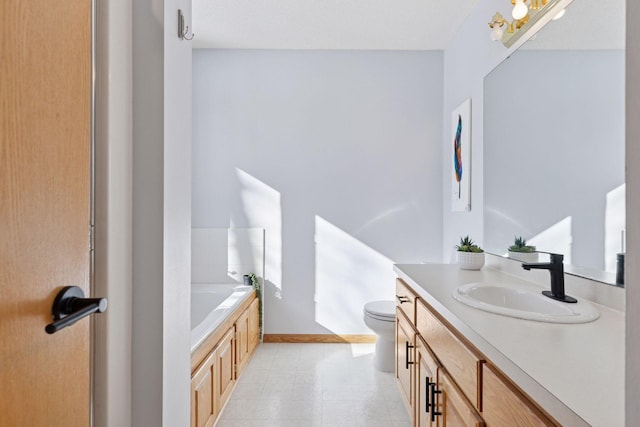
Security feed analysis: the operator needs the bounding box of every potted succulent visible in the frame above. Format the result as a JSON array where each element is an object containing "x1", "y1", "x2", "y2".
[
  {"x1": 455, "y1": 236, "x2": 485, "y2": 270},
  {"x1": 508, "y1": 236, "x2": 538, "y2": 263}
]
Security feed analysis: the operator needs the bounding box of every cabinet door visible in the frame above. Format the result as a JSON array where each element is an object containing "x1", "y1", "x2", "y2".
[
  {"x1": 437, "y1": 369, "x2": 484, "y2": 427},
  {"x1": 248, "y1": 297, "x2": 260, "y2": 354},
  {"x1": 482, "y1": 364, "x2": 557, "y2": 426},
  {"x1": 395, "y1": 309, "x2": 415, "y2": 415},
  {"x1": 416, "y1": 337, "x2": 439, "y2": 427},
  {"x1": 217, "y1": 328, "x2": 236, "y2": 406},
  {"x1": 235, "y1": 307, "x2": 250, "y2": 377},
  {"x1": 191, "y1": 348, "x2": 219, "y2": 427}
]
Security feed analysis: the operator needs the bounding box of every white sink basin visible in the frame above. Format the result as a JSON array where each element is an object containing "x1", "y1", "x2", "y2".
[{"x1": 452, "y1": 283, "x2": 600, "y2": 324}]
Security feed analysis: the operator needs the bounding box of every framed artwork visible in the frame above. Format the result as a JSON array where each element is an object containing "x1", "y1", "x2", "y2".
[{"x1": 452, "y1": 98, "x2": 471, "y2": 212}]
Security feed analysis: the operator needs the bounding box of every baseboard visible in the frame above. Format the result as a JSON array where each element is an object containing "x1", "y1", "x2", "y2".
[{"x1": 263, "y1": 334, "x2": 377, "y2": 343}]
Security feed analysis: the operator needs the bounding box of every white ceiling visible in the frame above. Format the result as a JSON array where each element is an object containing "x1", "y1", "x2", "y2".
[{"x1": 192, "y1": 0, "x2": 481, "y2": 50}]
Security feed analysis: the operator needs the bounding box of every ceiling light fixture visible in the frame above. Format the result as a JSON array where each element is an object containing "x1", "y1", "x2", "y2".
[
  {"x1": 488, "y1": 0, "x2": 573, "y2": 47},
  {"x1": 512, "y1": 0, "x2": 529, "y2": 20}
]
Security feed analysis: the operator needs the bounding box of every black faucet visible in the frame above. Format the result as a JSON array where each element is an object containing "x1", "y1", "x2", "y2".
[{"x1": 521, "y1": 253, "x2": 577, "y2": 303}]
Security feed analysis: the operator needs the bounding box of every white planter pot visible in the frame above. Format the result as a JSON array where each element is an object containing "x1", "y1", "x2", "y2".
[
  {"x1": 508, "y1": 251, "x2": 538, "y2": 263},
  {"x1": 456, "y1": 251, "x2": 485, "y2": 270}
]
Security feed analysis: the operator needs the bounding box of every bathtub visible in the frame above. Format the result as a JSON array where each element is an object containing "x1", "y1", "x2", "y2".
[{"x1": 191, "y1": 284, "x2": 255, "y2": 351}]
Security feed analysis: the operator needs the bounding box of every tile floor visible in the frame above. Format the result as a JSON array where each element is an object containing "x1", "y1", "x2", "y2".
[{"x1": 216, "y1": 343, "x2": 412, "y2": 427}]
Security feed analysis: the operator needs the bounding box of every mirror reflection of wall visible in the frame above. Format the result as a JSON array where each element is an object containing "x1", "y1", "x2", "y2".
[{"x1": 483, "y1": 0, "x2": 625, "y2": 285}]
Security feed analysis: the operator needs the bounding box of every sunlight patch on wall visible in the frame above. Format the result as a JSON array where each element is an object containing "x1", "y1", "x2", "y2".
[
  {"x1": 605, "y1": 184, "x2": 626, "y2": 273},
  {"x1": 528, "y1": 217, "x2": 572, "y2": 265},
  {"x1": 236, "y1": 169, "x2": 282, "y2": 296},
  {"x1": 314, "y1": 216, "x2": 395, "y2": 335}
]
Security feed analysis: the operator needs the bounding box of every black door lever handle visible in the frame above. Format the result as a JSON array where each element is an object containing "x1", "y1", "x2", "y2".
[{"x1": 45, "y1": 286, "x2": 107, "y2": 334}]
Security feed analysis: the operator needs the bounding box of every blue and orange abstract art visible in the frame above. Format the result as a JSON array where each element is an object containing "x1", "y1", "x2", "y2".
[
  {"x1": 451, "y1": 98, "x2": 471, "y2": 212},
  {"x1": 454, "y1": 114, "x2": 463, "y2": 199}
]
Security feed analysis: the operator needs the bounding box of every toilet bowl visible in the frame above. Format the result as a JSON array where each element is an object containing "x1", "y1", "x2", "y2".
[{"x1": 363, "y1": 300, "x2": 396, "y2": 372}]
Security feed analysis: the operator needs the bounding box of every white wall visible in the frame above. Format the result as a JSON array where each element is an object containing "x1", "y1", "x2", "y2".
[
  {"x1": 192, "y1": 50, "x2": 443, "y2": 335},
  {"x1": 626, "y1": 0, "x2": 640, "y2": 423},
  {"x1": 132, "y1": 0, "x2": 192, "y2": 426},
  {"x1": 191, "y1": 228, "x2": 265, "y2": 284},
  {"x1": 441, "y1": 0, "x2": 518, "y2": 261},
  {"x1": 94, "y1": 0, "x2": 133, "y2": 426}
]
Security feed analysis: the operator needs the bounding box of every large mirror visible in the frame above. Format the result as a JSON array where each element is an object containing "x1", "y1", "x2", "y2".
[{"x1": 484, "y1": 0, "x2": 626, "y2": 285}]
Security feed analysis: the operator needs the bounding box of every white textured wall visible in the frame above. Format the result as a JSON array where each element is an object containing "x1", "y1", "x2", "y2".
[
  {"x1": 626, "y1": 0, "x2": 639, "y2": 423},
  {"x1": 132, "y1": 0, "x2": 192, "y2": 425},
  {"x1": 192, "y1": 50, "x2": 443, "y2": 335}
]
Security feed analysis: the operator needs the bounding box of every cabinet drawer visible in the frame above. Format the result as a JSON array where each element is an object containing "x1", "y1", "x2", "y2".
[
  {"x1": 482, "y1": 364, "x2": 557, "y2": 427},
  {"x1": 396, "y1": 279, "x2": 417, "y2": 325},
  {"x1": 417, "y1": 299, "x2": 484, "y2": 410}
]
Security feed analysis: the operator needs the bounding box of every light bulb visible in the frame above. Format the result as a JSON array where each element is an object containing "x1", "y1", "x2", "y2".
[
  {"x1": 490, "y1": 25, "x2": 504, "y2": 41},
  {"x1": 512, "y1": 0, "x2": 528, "y2": 20},
  {"x1": 552, "y1": 8, "x2": 566, "y2": 20}
]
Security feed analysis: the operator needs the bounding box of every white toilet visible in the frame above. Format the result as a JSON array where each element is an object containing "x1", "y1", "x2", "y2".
[{"x1": 363, "y1": 300, "x2": 396, "y2": 372}]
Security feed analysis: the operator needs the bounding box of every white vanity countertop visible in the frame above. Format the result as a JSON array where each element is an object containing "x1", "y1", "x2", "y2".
[{"x1": 394, "y1": 264, "x2": 625, "y2": 427}]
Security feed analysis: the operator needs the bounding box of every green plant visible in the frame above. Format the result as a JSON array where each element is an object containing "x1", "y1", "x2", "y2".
[
  {"x1": 455, "y1": 235, "x2": 484, "y2": 253},
  {"x1": 508, "y1": 236, "x2": 536, "y2": 253}
]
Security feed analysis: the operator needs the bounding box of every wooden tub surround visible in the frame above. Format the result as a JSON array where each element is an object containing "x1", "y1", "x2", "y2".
[{"x1": 190, "y1": 291, "x2": 260, "y2": 427}]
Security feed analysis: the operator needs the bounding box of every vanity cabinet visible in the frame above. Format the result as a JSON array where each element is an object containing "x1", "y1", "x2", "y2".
[
  {"x1": 395, "y1": 278, "x2": 558, "y2": 427},
  {"x1": 415, "y1": 335, "x2": 484, "y2": 427},
  {"x1": 191, "y1": 293, "x2": 260, "y2": 427}
]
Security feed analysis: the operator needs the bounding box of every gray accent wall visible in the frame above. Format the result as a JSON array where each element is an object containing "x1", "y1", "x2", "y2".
[{"x1": 192, "y1": 50, "x2": 443, "y2": 335}]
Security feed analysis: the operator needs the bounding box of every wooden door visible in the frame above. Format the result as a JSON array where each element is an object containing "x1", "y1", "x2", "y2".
[{"x1": 0, "y1": 0, "x2": 92, "y2": 426}]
